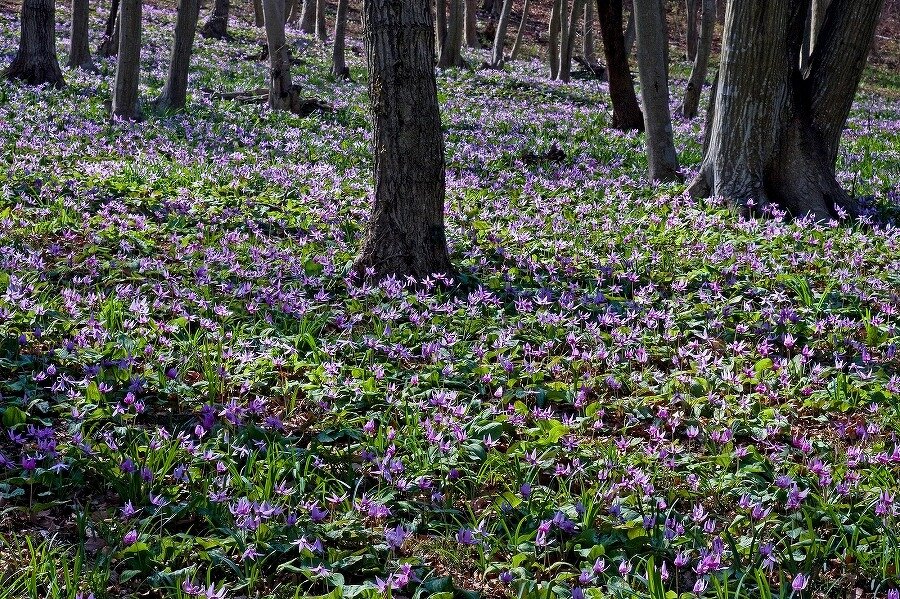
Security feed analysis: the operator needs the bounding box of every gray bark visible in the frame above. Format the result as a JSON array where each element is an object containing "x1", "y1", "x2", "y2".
[
  {"x1": 98, "y1": 0, "x2": 120, "y2": 57},
  {"x1": 157, "y1": 0, "x2": 201, "y2": 111},
  {"x1": 299, "y1": 0, "x2": 317, "y2": 31},
  {"x1": 623, "y1": 5, "x2": 635, "y2": 55},
  {"x1": 559, "y1": 0, "x2": 585, "y2": 82},
  {"x1": 315, "y1": 0, "x2": 327, "y2": 40},
  {"x1": 331, "y1": 0, "x2": 350, "y2": 78},
  {"x1": 200, "y1": 0, "x2": 229, "y2": 38},
  {"x1": 582, "y1": 0, "x2": 595, "y2": 62},
  {"x1": 556, "y1": 0, "x2": 569, "y2": 79},
  {"x1": 5, "y1": 0, "x2": 65, "y2": 87},
  {"x1": 489, "y1": 0, "x2": 513, "y2": 67},
  {"x1": 509, "y1": 0, "x2": 530, "y2": 60},
  {"x1": 680, "y1": 0, "x2": 713, "y2": 118},
  {"x1": 262, "y1": 0, "x2": 293, "y2": 109},
  {"x1": 633, "y1": 0, "x2": 680, "y2": 181},
  {"x1": 465, "y1": 0, "x2": 479, "y2": 47},
  {"x1": 436, "y1": 0, "x2": 448, "y2": 51},
  {"x1": 254, "y1": 0, "x2": 264, "y2": 26},
  {"x1": 357, "y1": 0, "x2": 452, "y2": 280},
  {"x1": 67, "y1": 0, "x2": 94, "y2": 70},
  {"x1": 685, "y1": 0, "x2": 698, "y2": 60},
  {"x1": 801, "y1": 0, "x2": 831, "y2": 73},
  {"x1": 548, "y1": 0, "x2": 560, "y2": 78},
  {"x1": 438, "y1": 0, "x2": 465, "y2": 67},
  {"x1": 111, "y1": 0, "x2": 141, "y2": 120},
  {"x1": 689, "y1": 0, "x2": 883, "y2": 219},
  {"x1": 596, "y1": 0, "x2": 643, "y2": 130}
]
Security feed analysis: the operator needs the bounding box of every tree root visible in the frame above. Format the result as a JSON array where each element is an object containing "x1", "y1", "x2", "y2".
[
  {"x1": 573, "y1": 55, "x2": 607, "y2": 81},
  {"x1": 206, "y1": 85, "x2": 331, "y2": 116}
]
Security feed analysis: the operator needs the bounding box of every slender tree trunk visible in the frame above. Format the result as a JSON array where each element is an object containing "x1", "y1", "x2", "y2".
[
  {"x1": 464, "y1": 0, "x2": 479, "y2": 47},
  {"x1": 111, "y1": 0, "x2": 141, "y2": 119},
  {"x1": 680, "y1": 0, "x2": 713, "y2": 118},
  {"x1": 623, "y1": 5, "x2": 635, "y2": 55},
  {"x1": 801, "y1": 0, "x2": 831, "y2": 73},
  {"x1": 509, "y1": 0, "x2": 530, "y2": 60},
  {"x1": 582, "y1": 0, "x2": 595, "y2": 62},
  {"x1": 98, "y1": 0, "x2": 120, "y2": 57},
  {"x1": 254, "y1": 0, "x2": 265, "y2": 26},
  {"x1": 200, "y1": 0, "x2": 229, "y2": 38},
  {"x1": 685, "y1": 0, "x2": 698, "y2": 61},
  {"x1": 596, "y1": 0, "x2": 643, "y2": 131},
  {"x1": 489, "y1": 0, "x2": 513, "y2": 67},
  {"x1": 5, "y1": 0, "x2": 65, "y2": 87},
  {"x1": 296, "y1": 0, "x2": 316, "y2": 30},
  {"x1": 548, "y1": 0, "x2": 561, "y2": 79},
  {"x1": 315, "y1": 0, "x2": 327, "y2": 40},
  {"x1": 156, "y1": 0, "x2": 201, "y2": 111},
  {"x1": 559, "y1": 0, "x2": 584, "y2": 82},
  {"x1": 331, "y1": 0, "x2": 350, "y2": 78},
  {"x1": 438, "y1": 0, "x2": 466, "y2": 68},
  {"x1": 436, "y1": 0, "x2": 448, "y2": 52},
  {"x1": 556, "y1": 0, "x2": 569, "y2": 79},
  {"x1": 357, "y1": 0, "x2": 452, "y2": 280},
  {"x1": 689, "y1": 0, "x2": 883, "y2": 219},
  {"x1": 262, "y1": 0, "x2": 293, "y2": 109},
  {"x1": 633, "y1": 0, "x2": 680, "y2": 181},
  {"x1": 67, "y1": 0, "x2": 94, "y2": 70}
]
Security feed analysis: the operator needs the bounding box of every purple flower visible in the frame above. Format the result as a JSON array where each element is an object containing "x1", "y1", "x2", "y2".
[
  {"x1": 123, "y1": 529, "x2": 138, "y2": 546},
  {"x1": 792, "y1": 573, "x2": 808, "y2": 591},
  {"x1": 385, "y1": 524, "x2": 409, "y2": 551},
  {"x1": 456, "y1": 527, "x2": 477, "y2": 545}
]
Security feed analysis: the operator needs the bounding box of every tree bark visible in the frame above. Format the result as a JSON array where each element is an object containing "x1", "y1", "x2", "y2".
[
  {"x1": 633, "y1": 0, "x2": 680, "y2": 181},
  {"x1": 559, "y1": 0, "x2": 584, "y2": 82},
  {"x1": 596, "y1": 0, "x2": 643, "y2": 131},
  {"x1": 680, "y1": 0, "x2": 713, "y2": 118},
  {"x1": 548, "y1": 0, "x2": 561, "y2": 79},
  {"x1": 262, "y1": 0, "x2": 294, "y2": 109},
  {"x1": 685, "y1": 0, "x2": 698, "y2": 61},
  {"x1": 801, "y1": 0, "x2": 831, "y2": 73},
  {"x1": 582, "y1": 0, "x2": 595, "y2": 63},
  {"x1": 331, "y1": 0, "x2": 350, "y2": 78},
  {"x1": 67, "y1": 0, "x2": 94, "y2": 70},
  {"x1": 357, "y1": 0, "x2": 453, "y2": 281},
  {"x1": 623, "y1": 5, "x2": 635, "y2": 55},
  {"x1": 509, "y1": 0, "x2": 530, "y2": 60},
  {"x1": 254, "y1": 0, "x2": 265, "y2": 26},
  {"x1": 436, "y1": 0, "x2": 448, "y2": 52},
  {"x1": 156, "y1": 0, "x2": 201, "y2": 111},
  {"x1": 464, "y1": 0, "x2": 479, "y2": 47},
  {"x1": 438, "y1": 0, "x2": 466, "y2": 67},
  {"x1": 489, "y1": 0, "x2": 513, "y2": 67},
  {"x1": 688, "y1": 0, "x2": 883, "y2": 219},
  {"x1": 98, "y1": 0, "x2": 120, "y2": 57},
  {"x1": 556, "y1": 0, "x2": 570, "y2": 79},
  {"x1": 5, "y1": 0, "x2": 65, "y2": 87},
  {"x1": 315, "y1": 0, "x2": 328, "y2": 40},
  {"x1": 200, "y1": 0, "x2": 229, "y2": 38},
  {"x1": 111, "y1": 0, "x2": 141, "y2": 120}
]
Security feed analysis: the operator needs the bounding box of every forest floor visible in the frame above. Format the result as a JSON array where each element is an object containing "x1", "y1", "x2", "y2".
[{"x1": 1, "y1": 4, "x2": 900, "y2": 599}]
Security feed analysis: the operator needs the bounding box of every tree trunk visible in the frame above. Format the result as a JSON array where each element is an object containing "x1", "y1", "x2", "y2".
[
  {"x1": 596, "y1": 0, "x2": 643, "y2": 131},
  {"x1": 331, "y1": 0, "x2": 350, "y2": 78},
  {"x1": 436, "y1": 0, "x2": 448, "y2": 52},
  {"x1": 685, "y1": 0, "x2": 698, "y2": 61},
  {"x1": 5, "y1": 0, "x2": 65, "y2": 87},
  {"x1": 559, "y1": 0, "x2": 584, "y2": 82},
  {"x1": 509, "y1": 0, "x2": 530, "y2": 60},
  {"x1": 67, "y1": 0, "x2": 94, "y2": 70},
  {"x1": 582, "y1": 0, "x2": 595, "y2": 62},
  {"x1": 464, "y1": 0, "x2": 479, "y2": 47},
  {"x1": 489, "y1": 0, "x2": 513, "y2": 67},
  {"x1": 98, "y1": 0, "x2": 120, "y2": 57},
  {"x1": 438, "y1": 0, "x2": 465, "y2": 68},
  {"x1": 315, "y1": 0, "x2": 327, "y2": 40},
  {"x1": 262, "y1": 0, "x2": 293, "y2": 109},
  {"x1": 254, "y1": 0, "x2": 265, "y2": 26},
  {"x1": 200, "y1": 0, "x2": 229, "y2": 38},
  {"x1": 633, "y1": 0, "x2": 680, "y2": 181},
  {"x1": 548, "y1": 0, "x2": 561, "y2": 79},
  {"x1": 156, "y1": 0, "x2": 201, "y2": 111},
  {"x1": 689, "y1": 0, "x2": 883, "y2": 219},
  {"x1": 556, "y1": 0, "x2": 569, "y2": 79},
  {"x1": 357, "y1": 0, "x2": 453, "y2": 281},
  {"x1": 296, "y1": 0, "x2": 316, "y2": 30},
  {"x1": 111, "y1": 0, "x2": 141, "y2": 120},
  {"x1": 623, "y1": 5, "x2": 635, "y2": 55},
  {"x1": 801, "y1": 0, "x2": 831, "y2": 73},
  {"x1": 680, "y1": 0, "x2": 712, "y2": 118}
]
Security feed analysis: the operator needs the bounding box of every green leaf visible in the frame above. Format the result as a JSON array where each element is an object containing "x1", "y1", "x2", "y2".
[{"x1": 2, "y1": 406, "x2": 27, "y2": 427}]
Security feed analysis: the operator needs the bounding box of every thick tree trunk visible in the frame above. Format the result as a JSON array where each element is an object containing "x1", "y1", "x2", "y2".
[
  {"x1": 548, "y1": 0, "x2": 561, "y2": 79},
  {"x1": 315, "y1": 0, "x2": 327, "y2": 40},
  {"x1": 200, "y1": 0, "x2": 229, "y2": 38},
  {"x1": 254, "y1": 0, "x2": 264, "y2": 26},
  {"x1": 633, "y1": 0, "x2": 680, "y2": 181},
  {"x1": 623, "y1": 5, "x2": 635, "y2": 55},
  {"x1": 111, "y1": 0, "x2": 141, "y2": 120},
  {"x1": 98, "y1": 0, "x2": 120, "y2": 57},
  {"x1": 438, "y1": 0, "x2": 466, "y2": 68},
  {"x1": 489, "y1": 0, "x2": 513, "y2": 67},
  {"x1": 436, "y1": 0, "x2": 448, "y2": 52},
  {"x1": 5, "y1": 0, "x2": 65, "y2": 87},
  {"x1": 156, "y1": 0, "x2": 201, "y2": 111},
  {"x1": 357, "y1": 0, "x2": 453, "y2": 281},
  {"x1": 331, "y1": 0, "x2": 350, "y2": 78},
  {"x1": 67, "y1": 0, "x2": 94, "y2": 70},
  {"x1": 509, "y1": 0, "x2": 530, "y2": 60},
  {"x1": 262, "y1": 0, "x2": 293, "y2": 109},
  {"x1": 582, "y1": 0, "x2": 595, "y2": 62},
  {"x1": 596, "y1": 0, "x2": 643, "y2": 131},
  {"x1": 464, "y1": 0, "x2": 479, "y2": 47},
  {"x1": 689, "y1": 0, "x2": 883, "y2": 219},
  {"x1": 680, "y1": 0, "x2": 713, "y2": 118},
  {"x1": 685, "y1": 0, "x2": 698, "y2": 61},
  {"x1": 559, "y1": 0, "x2": 584, "y2": 82}
]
